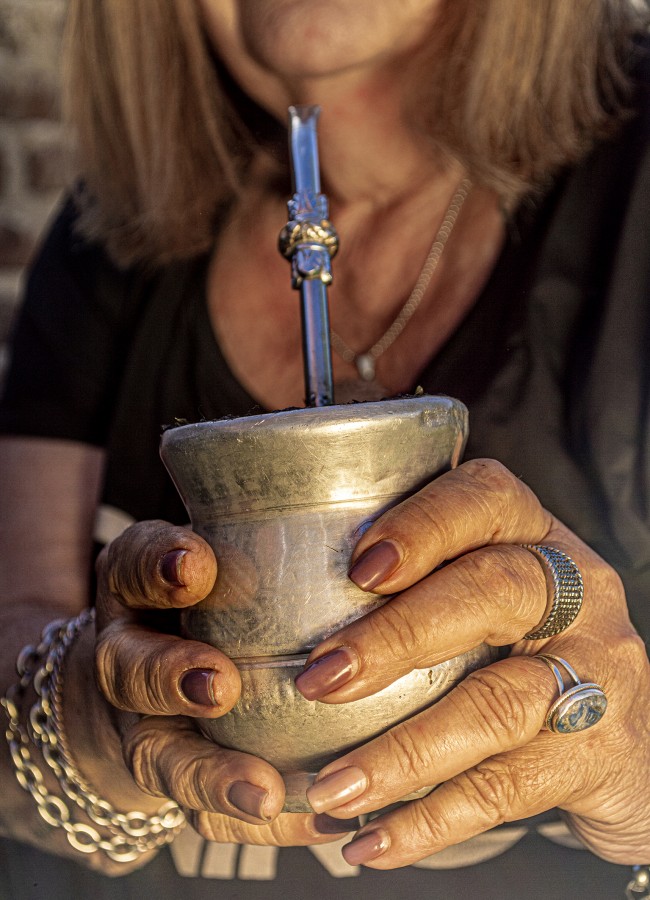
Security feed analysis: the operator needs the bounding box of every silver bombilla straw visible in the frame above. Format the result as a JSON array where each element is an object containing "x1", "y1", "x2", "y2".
[{"x1": 279, "y1": 106, "x2": 338, "y2": 406}]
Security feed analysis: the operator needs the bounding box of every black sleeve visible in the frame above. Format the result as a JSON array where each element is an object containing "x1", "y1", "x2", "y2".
[{"x1": 0, "y1": 197, "x2": 142, "y2": 446}]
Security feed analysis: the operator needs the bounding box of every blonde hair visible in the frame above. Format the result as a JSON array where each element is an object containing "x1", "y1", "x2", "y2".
[{"x1": 63, "y1": 0, "x2": 647, "y2": 267}]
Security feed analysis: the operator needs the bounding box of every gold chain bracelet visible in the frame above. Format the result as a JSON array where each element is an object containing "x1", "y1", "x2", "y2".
[{"x1": 2, "y1": 610, "x2": 185, "y2": 863}]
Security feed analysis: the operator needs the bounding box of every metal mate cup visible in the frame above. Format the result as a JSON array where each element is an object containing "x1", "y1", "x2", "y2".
[
  {"x1": 160, "y1": 108, "x2": 497, "y2": 811},
  {"x1": 161, "y1": 399, "x2": 498, "y2": 811}
]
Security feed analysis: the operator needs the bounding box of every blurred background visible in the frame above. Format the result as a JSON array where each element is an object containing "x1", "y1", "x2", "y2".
[{"x1": 0, "y1": 0, "x2": 68, "y2": 383}]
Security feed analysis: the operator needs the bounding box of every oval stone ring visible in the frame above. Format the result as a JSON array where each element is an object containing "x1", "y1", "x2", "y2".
[{"x1": 536, "y1": 654, "x2": 608, "y2": 734}]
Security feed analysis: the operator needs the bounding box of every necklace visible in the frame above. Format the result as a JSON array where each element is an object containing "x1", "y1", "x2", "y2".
[{"x1": 331, "y1": 177, "x2": 472, "y2": 394}]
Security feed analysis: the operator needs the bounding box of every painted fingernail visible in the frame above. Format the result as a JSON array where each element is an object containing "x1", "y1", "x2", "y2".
[
  {"x1": 228, "y1": 781, "x2": 271, "y2": 821},
  {"x1": 160, "y1": 549, "x2": 188, "y2": 586},
  {"x1": 180, "y1": 668, "x2": 219, "y2": 706},
  {"x1": 313, "y1": 814, "x2": 361, "y2": 835},
  {"x1": 295, "y1": 648, "x2": 358, "y2": 700},
  {"x1": 307, "y1": 766, "x2": 367, "y2": 813},
  {"x1": 342, "y1": 829, "x2": 390, "y2": 866},
  {"x1": 348, "y1": 540, "x2": 402, "y2": 591}
]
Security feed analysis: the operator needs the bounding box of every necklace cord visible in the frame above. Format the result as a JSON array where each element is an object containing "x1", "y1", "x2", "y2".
[{"x1": 330, "y1": 177, "x2": 472, "y2": 381}]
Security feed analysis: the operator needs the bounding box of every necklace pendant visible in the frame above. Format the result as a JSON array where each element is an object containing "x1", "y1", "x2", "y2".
[{"x1": 355, "y1": 353, "x2": 376, "y2": 382}]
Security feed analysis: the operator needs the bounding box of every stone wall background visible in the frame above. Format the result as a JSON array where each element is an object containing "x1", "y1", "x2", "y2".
[{"x1": 0, "y1": 0, "x2": 68, "y2": 380}]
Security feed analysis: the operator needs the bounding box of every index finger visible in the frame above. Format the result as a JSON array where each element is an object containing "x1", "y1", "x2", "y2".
[
  {"x1": 97, "y1": 519, "x2": 217, "y2": 613},
  {"x1": 348, "y1": 459, "x2": 553, "y2": 594}
]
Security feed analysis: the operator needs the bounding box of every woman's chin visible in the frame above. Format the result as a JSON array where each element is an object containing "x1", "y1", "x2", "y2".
[
  {"x1": 236, "y1": 0, "x2": 435, "y2": 83},
  {"x1": 242, "y1": 24, "x2": 379, "y2": 82}
]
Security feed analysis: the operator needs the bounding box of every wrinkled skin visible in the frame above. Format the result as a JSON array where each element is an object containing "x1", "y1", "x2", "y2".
[{"x1": 95, "y1": 458, "x2": 650, "y2": 866}]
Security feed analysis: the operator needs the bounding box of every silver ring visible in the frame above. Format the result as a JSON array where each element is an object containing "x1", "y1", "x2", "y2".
[
  {"x1": 537, "y1": 654, "x2": 608, "y2": 734},
  {"x1": 522, "y1": 545, "x2": 584, "y2": 640}
]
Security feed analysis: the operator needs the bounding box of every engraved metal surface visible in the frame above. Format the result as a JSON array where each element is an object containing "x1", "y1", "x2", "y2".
[
  {"x1": 201, "y1": 644, "x2": 495, "y2": 812},
  {"x1": 162, "y1": 398, "x2": 468, "y2": 656},
  {"x1": 160, "y1": 396, "x2": 495, "y2": 809}
]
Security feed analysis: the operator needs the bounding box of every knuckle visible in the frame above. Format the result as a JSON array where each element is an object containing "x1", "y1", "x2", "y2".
[
  {"x1": 100, "y1": 520, "x2": 214, "y2": 609},
  {"x1": 95, "y1": 627, "x2": 141, "y2": 711},
  {"x1": 105, "y1": 520, "x2": 182, "y2": 606},
  {"x1": 122, "y1": 722, "x2": 167, "y2": 797},
  {"x1": 94, "y1": 631, "x2": 120, "y2": 704},
  {"x1": 608, "y1": 631, "x2": 650, "y2": 708},
  {"x1": 460, "y1": 763, "x2": 518, "y2": 824},
  {"x1": 459, "y1": 547, "x2": 542, "y2": 635},
  {"x1": 368, "y1": 488, "x2": 448, "y2": 556},
  {"x1": 135, "y1": 719, "x2": 221, "y2": 813},
  {"x1": 399, "y1": 492, "x2": 451, "y2": 545},
  {"x1": 475, "y1": 467, "x2": 519, "y2": 531},
  {"x1": 460, "y1": 548, "x2": 529, "y2": 601},
  {"x1": 590, "y1": 556, "x2": 624, "y2": 602},
  {"x1": 166, "y1": 754, "x2": 217, "y2": 812},
  {"x1": 419, "y1": 459, "x2": 515, "y2": 548},
  {"x1": 106, "y1": 533, "x2": 156, "y2": 606},
  {"x1": 407, "y1": 796, "x2": 452, "y2": 849},
  {"x1": 142, "y1": 643, "x2": 177, "y2": 712},
  {"x1": 481, "y1": 550, "x2": 531, "y2": 599},
  {"x1": 384, "y1": 722, "x2": 434, "y2": 782},
  {"x1": 95, "y1": 626, "x2": 181, "y2": 714},
  {"x1": 458, "y1": 668, "x2": 530, "y2": 745},
  {"x1": 461, "y1": 458, "x2": 516, "y2": 499},
  {"x1": 128, "y1": 719, "x2": 227, "y2": 813},
  {"x1": 621, "y1": 631, "x2": 650, "y2": 672},
  {"x1": 459, "y1": 459, "x2": 545, "y2": 539},
  {"x1": 371, "y1": 603, "x2": 425, "y2": 668},
  {"x1": 418, "y1": 800, "x2": 449, "y2": 845}
]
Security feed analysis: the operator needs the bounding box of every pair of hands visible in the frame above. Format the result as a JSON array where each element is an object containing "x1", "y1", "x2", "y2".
[{"x1": 94, "y1": 459, "x2": 650, "y2": 868}]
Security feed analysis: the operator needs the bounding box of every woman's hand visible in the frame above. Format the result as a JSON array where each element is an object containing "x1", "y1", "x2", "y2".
[
  {"x1": 294, "y1": 459, "x2": 650, "y2": 868},
  {"x1": 92, "y1": 520, "x2": 356, "y2": 847}
]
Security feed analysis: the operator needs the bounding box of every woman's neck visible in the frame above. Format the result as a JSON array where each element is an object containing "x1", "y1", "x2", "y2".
[
  {"x1": 207, "y1": 12, "x2": 448, "y2": 209},
  {"x1": 286, "y1": 70, "x2": 439, "y2": 204}
]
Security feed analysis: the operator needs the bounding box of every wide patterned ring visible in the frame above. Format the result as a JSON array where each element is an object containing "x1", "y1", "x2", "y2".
[{"x1": 522, "y1": 545, "x2": 584, "y2": 640}]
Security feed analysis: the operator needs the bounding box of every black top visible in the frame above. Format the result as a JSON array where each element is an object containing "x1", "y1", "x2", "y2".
[
  {"x1": 3, "y1": 97, "x2": 650, "y2": 637},
  {"x1": 1, "y1": 61, "x2": 650, "y2": 900}
]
